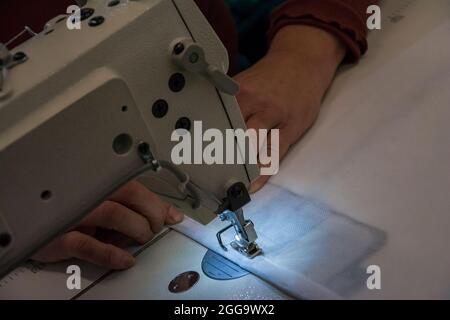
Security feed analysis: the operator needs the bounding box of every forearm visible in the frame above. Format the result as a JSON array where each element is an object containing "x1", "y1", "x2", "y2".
[
  {"x1": 269, "y1": 0, "x2": 379, "y2": 62},
  {"x1": 272, "y1": 25, "x2": 345, "y2": 83},
  {"x1": 267, "y1": 25, "x2": 346, "y2": 105}
]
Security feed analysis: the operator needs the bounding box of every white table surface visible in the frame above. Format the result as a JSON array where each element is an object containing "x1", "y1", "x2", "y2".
[{"x1": 268, "y1": 0, "x2": 450, "y2": 299}]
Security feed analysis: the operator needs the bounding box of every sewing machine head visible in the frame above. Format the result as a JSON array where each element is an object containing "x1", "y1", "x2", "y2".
[{"x1": 0, "y1": 0, "x2": 261, "y2": 277}]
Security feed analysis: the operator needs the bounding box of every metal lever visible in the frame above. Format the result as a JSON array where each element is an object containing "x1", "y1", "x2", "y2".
[
  {"x1": 0, "y1": 44, "x2": 11, "y2": 99},
  {"x1": 171, "y1": 38, "x2": 239, "y2": 95},
  {"x1": 0, "y1": 44, "x2": 9, "y2": 93},
  {"x1": 139, "y1": 139, "x2": 261, "y2": 258}
]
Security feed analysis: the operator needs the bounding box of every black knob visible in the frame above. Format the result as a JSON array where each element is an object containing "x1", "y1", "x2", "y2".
[
  {"x1": 175, "y1": 117, "x2": 191, "y2": 131},
  {"x1": 169, "y1": 73, "x2": 186, "y2": 92},
  {"x1": 152, "y1": 99, "x2": 169, "y2": 118}
]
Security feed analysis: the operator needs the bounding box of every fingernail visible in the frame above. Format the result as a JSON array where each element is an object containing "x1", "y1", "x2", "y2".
[
  {"x1": 168, "y1": 207, "x2": 184, "y2": 224},
  {"x1": 118, "y1": 254, "x2": 135, "y2": 269},
  {"x1": 249, "y1": 182, "x2": 262, "y2": 194},
  {"x1": 249, "y1": 176, "x2": 270, "y2": 194}
]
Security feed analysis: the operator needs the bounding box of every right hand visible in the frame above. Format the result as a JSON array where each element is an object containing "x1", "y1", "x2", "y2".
[
  {"x1": 33, "y1": 181, "x2": 184, "y2": 270},
  {"x1": 235, "y1": 25, "x2": 346, "y2": 192}
]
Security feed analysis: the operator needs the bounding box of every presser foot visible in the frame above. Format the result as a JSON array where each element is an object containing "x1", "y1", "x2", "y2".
[
  {"x1": 230, "y1": 240, "x2": 262, "y2": 259},
  {"x1": 216, "y1": 209, "x2": 262, "y2": 259}
]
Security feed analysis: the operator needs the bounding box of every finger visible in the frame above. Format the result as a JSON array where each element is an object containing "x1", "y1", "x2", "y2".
[
  {"x1": 235, "y1": 84, "x2": 257, "y2": 120},
  {"x1": 81, "y1": 201, "x2": 153, "y2": 244},
  {"x1": 70, "y1": 226, "x2": 96, "y2": 236},
  {"x1": 110, "y1": 181, "x2": 184, "y2": 233},
  {"x1": 34, "y1": 231, "x2": 135, "y2": 270},
  {"x1": 245, "y1": 112, "x2": 283, "y2": 160},
  {"x1": 64, "y1": 232, "x2": 135, "y2": 270},
  {"x1": 263, "y1": 127, "x2": 292, "y2": 165},
  {"x1": 249, "y1": 129, "x2": 292, "y2": 193},
  {"x1": 249, "y1": 175, "x2": 271, "y2": 194},
  {"x1": 246, "y1": 111, "x2": 281, "y2": 133}
]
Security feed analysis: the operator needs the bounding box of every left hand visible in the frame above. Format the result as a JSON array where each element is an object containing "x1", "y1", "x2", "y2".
[
  {"x1": 33, "y1": 181, "x2": 184, "y2": 270},
  {"x1": 235, "y1": 25, "x2": 346, "y2": 192}
]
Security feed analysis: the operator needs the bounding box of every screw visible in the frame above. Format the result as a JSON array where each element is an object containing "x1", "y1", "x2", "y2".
[
  {"x1": 152, "y1": 99, "x2": 169, "y2": 118},
  {"x1": 41, "y1": 190, "x2": 52, "y2": 201},
  {"x1": 138, "y1": 142, "x2": 154, "y2": 164},
  {"x1": 80, "y1": 8, "x2": 95, "y2": 21},
  {"x1": 169, "y1": 73, "x2": 186, "y2": 92},
  {"x1": 175, "y1": 117, "x2": 191, "y2": 131},
  {"x1": 189, "y1": 52, "x2": 199, "y2": 64},
  {"x1": 138, "y1": 142, "x2": 151, "y2": 156},
  {"x1": 13, "y1": 51, "x2": 27, "y2": 62},
  {"x1": 108, "y1": 0, "x2": 120, "y2": 7},
  {"x1": 173, "y1": 42, "x2": 185, "y2": 55},
  {"x1": 89, "y1": 16, "x2": 105, "y2": 27}
]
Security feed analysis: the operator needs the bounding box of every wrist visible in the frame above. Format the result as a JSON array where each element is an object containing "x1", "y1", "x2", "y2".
[
  {"x1": 270, "y1": 25, "x2": 346, "y2": 67},
  {"x1": 267, "y1": 25, "x2": 346, "y2": 101}
]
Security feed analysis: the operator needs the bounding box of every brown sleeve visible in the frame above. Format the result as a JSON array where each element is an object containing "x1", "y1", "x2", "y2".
[{"x1": 269, "y1": 0, "x2": 379, "y2": 62}]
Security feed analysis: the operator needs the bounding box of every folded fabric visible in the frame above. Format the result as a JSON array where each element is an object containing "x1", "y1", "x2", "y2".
[{"x1": 173, "y1": 183, "x2": 384, "y2": 299}]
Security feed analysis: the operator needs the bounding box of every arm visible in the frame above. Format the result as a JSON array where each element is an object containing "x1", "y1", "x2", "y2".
[{"x1": 236, "y1": 0, "x2": 378, "y2": 191}]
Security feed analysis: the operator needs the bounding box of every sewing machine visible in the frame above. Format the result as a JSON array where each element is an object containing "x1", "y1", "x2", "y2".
[{"x1": 0, "y1": 0, "x2": 262, "y2": 279}]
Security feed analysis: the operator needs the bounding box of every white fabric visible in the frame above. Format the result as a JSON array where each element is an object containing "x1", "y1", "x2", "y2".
[{"x1": 173, "y1": 184, "x2": 383, "y2": 299}]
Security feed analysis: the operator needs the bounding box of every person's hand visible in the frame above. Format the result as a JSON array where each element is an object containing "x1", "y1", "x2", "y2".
[
  {"x1": 235, "y1": 25, "x2": 346, "y2": 192},
  {"x1": 33, "y1": 181, "x2": 184, "y2": 270}
]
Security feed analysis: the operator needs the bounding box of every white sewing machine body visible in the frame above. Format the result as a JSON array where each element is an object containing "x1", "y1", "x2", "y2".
[{"x1": 0, "y1": 0, "x2": 259, "y2": 277}]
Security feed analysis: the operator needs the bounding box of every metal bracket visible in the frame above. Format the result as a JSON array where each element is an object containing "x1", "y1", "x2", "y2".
[
  {"x1": 0, "y1": 43, "x2": 28, "y2": 99},
  {"x1": 137, "y1": 143, "x2": 261, "y2": 258}
]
